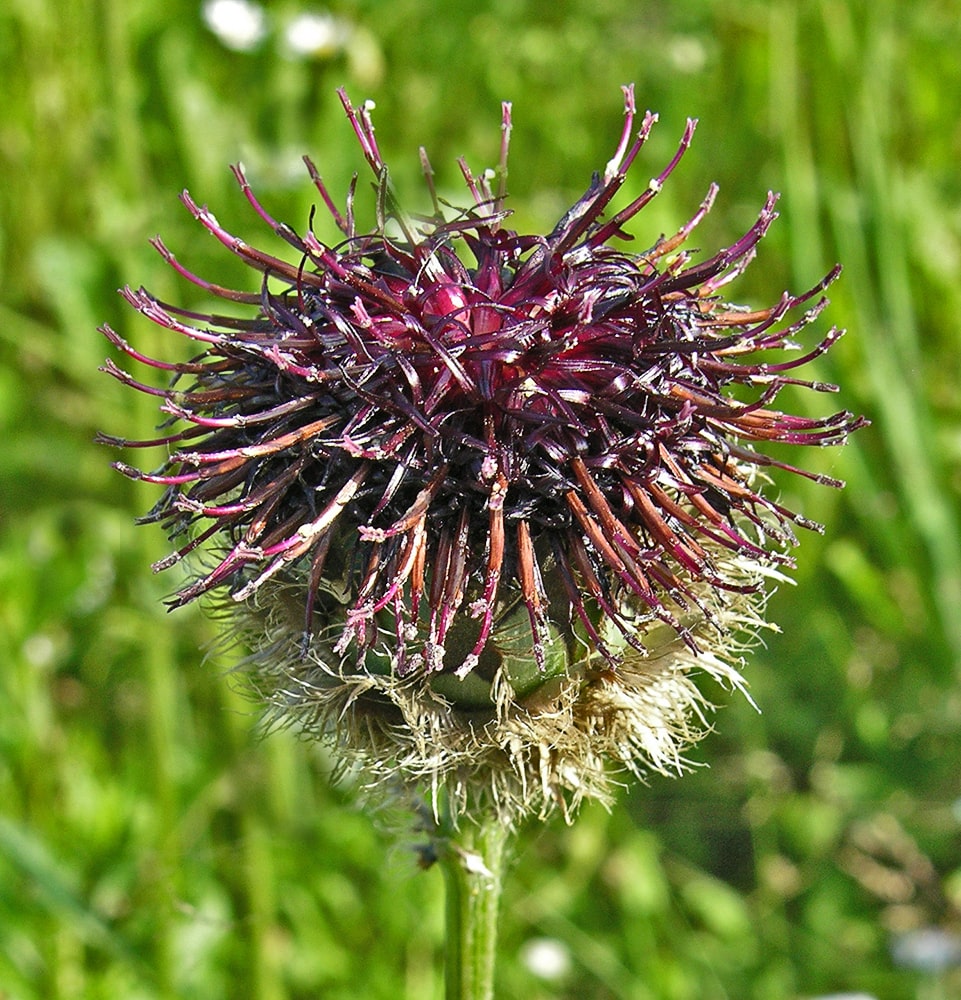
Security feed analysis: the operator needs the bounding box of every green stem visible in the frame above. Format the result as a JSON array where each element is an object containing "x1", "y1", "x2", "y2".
[{"x1": 439, "y1": 816, "x2": 511, "y2": 1000}]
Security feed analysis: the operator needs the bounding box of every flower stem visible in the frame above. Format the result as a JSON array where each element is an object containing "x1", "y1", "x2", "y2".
[{"x1": 439, "y1": 816, "x2": 510, "y2": 1000}]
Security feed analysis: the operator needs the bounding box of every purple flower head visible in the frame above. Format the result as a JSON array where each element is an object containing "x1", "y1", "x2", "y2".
[{"x1": 101, "y1": 87, "x2": 864, "y2": 818}]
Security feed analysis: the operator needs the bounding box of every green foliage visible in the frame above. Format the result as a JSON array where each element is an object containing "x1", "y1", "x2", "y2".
[{"x1": 2, "y1": 0, "x2": 960, "y2": 996}]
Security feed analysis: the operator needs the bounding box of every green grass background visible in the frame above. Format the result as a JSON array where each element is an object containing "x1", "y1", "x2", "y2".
[{"x1": 2, "y1": 0, "x2": 961, "y2": 997}]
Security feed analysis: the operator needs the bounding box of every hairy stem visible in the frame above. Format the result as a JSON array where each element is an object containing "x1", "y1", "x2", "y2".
[{"x1": 439, "y1": 816, "x2": 511, "y2": 1000}]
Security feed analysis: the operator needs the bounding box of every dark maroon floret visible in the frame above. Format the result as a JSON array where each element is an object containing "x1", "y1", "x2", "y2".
[{"x1": 100, "y1": 86, "x2": 866, "y2": 679}]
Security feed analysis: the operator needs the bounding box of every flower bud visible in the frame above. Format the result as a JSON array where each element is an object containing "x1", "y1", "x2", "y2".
[{"x1": 101, "y1": 87, "x2": 864, "y2": 824}]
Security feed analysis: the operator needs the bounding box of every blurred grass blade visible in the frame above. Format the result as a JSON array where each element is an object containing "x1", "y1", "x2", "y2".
[{"x1": 0, "y1": 816, "x2": 136, "y2": 964}]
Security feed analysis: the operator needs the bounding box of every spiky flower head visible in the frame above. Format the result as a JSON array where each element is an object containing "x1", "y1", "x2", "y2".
[{"x1": 100, "y1": 87, "x2": 864, "y2": 823}]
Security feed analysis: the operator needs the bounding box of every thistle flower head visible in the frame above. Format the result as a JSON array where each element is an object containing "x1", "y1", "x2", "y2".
[{"x1": 100, "y1": 87, "x2": 864, "y2": 823}]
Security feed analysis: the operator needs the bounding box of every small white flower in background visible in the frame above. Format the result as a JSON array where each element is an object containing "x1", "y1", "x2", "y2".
[
  {"x1": 891, "y1": 927, "x2": 961, "y2": 973},
  {"x1": 520, "y1": 937, "x2": 571, "y2": 982},
  {"x1": 667, "y1": 35, "x2": 708, "y2": 74},
  {"x1": 202, "y1": 0, "x2": 269, "y2": 52},
  {"x1": 811, "y1": 994, "x2": 878, "y2": 1000},
  {"x1": 283, "y1": 10, "x2": 352, "y2": 59}
]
